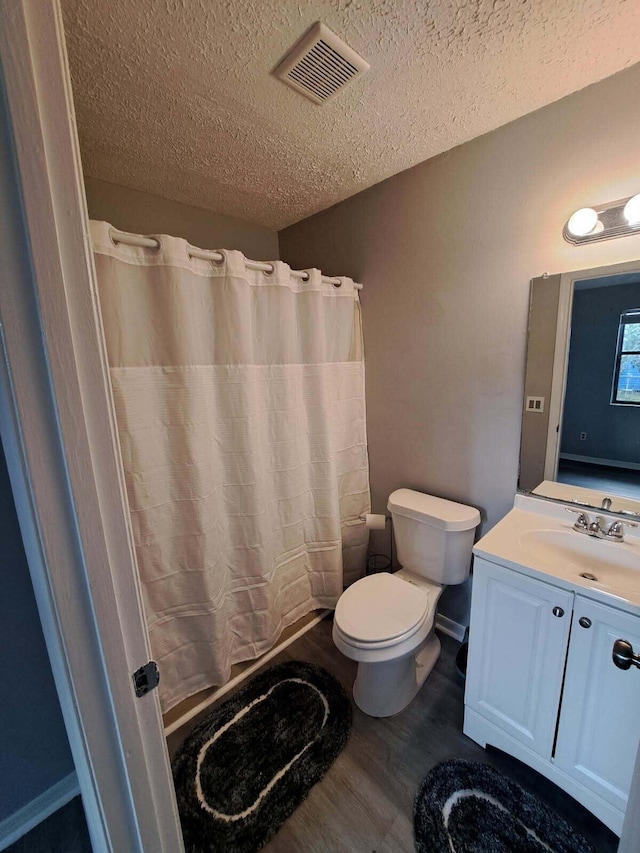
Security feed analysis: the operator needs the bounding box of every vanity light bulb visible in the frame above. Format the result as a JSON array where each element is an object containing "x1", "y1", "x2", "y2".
[
  {"x1": 567, "y1": 207, "x2": 599, "y2": 237},
  {"x1": 623, "y1": 194, "x2": 640, "y2": 226}
]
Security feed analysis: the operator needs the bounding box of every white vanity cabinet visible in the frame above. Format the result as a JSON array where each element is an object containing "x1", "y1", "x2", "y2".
[
  {"x1": 464, "y1": 556, "x2": 640, "y2": 835},
  {"x1": 554, "y1": 596, "x2": 640, "y2": 816},
  {"x1": 465, "y1": 559, "x2": 573, "y2": 759}
]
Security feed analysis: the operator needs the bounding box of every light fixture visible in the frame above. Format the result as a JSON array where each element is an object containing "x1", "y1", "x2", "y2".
[
  {"x1": 566, "y1": 207, "x2": 598, "y2": 237},
  {"x1": 563, "y1": 193, "x2": 640, "y2": 245},
  {"x1": 623, "y1": 194, "x2": 640, "y2": 226}
]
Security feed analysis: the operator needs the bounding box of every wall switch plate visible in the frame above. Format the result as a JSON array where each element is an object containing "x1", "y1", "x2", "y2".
[{"x1": 525, "y1": 396, "x2": 545, "y2": 413}]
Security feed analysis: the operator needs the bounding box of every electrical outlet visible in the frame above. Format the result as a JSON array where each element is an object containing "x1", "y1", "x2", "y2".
[
  {"x1": 525, "y1": 396, "x2": 545, "y2": 413},
  {"x1": 580, "y1": 432, "x2": 587, "y2": 440}
]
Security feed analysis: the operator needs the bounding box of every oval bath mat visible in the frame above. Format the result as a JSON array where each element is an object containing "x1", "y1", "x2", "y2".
[
  {"x1": 172, "y1": 660, "x2": 351, "y2": 852},
  {"x1": 414, "y1": 759, "x2": 594, "y2": 853}
]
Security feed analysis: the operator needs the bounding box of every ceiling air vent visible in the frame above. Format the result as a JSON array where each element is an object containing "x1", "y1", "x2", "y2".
[{"x1": 274, "y1": 22, "x2": 369, "y2": 105}]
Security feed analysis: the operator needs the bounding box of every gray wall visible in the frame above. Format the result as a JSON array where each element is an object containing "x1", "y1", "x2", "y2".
[
  {"x1": 85, "y1": 177, "x2": 279, "y2": 260},
  {"x1": 279, "y1": 62, "x2": 640, "y2": 626},
  {"x1": 0, "y1": 440, "x2": 75, "y2": 821},
  {"x1": 561, "y1": 282, "x2": 640, "y2": 464}
]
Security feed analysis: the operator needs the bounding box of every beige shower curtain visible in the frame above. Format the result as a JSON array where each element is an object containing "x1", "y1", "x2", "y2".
[{"x1": 91, "y1": 221, "x2": 370, "y2": 712}]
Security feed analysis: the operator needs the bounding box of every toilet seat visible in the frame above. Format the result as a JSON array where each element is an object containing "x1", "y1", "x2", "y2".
[
  {"x1": 334, "y1": 572, "x2": 429, "y2": 648},
  {"x1": 333, "y1": 614, "x2": 428, "y2": 651}
]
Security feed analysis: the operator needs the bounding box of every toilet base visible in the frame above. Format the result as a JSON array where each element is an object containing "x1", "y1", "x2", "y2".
[{"x1": 352, "y1": 631, "x2": 441, "y2": 717}]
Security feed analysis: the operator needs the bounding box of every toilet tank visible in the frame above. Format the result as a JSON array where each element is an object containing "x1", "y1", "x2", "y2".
[{"x1": 387, "y1": 489, "x2": 480, "y2": 585}]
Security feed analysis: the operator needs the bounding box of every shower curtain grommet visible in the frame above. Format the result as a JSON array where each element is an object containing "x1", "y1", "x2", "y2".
[{"x1": 188, "y1": 247, "x2": 226, "y2": 265}]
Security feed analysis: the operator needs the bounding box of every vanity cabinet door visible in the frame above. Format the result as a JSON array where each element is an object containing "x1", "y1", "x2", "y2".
[
  {"x1": 554, "y1": 597, "x2": 640, "y2": 813},
  {"x1": 466, "y1": 558, "x2": 573, "y2": 759}
]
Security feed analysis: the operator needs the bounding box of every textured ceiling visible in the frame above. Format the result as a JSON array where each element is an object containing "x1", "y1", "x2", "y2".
[{"x1": 62, "y1": 0, "x2": 640, "y2": 230}]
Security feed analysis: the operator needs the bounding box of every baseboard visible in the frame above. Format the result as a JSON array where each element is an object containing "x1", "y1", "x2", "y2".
[
  {"x1": 435, "y1": 614, "x2": 467, "y2": 643},
  {"x1": 560, "y1": 453, "x2": 640, "y2": 471},
  {"x1": 0, "y1": 772, "x2": 79, "y2": 851}
]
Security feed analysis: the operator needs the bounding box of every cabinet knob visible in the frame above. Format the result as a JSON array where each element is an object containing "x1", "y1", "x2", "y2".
[
  {"x1": 578, "y1": 617, "x2": 591, "y2": 629},
  {"x1": 552, "y1": 606, "x2": 564, "y2": 618},
  {"x1": 612, "y1": 639, "x2": 640, "y2": 671}
]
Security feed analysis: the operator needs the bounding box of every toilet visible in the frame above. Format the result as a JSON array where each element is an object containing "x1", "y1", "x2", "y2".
[{"x1": 333, "y1": 488, "x2": 480, "y2": 717}]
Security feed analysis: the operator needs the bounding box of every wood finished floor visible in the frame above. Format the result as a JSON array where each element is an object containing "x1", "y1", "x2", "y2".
[
  {"x1": 558, "y1": 459, "x2": 640, "y2": 500},
  {"x1": 170, "y1": 616, "x2": 619, "y2": 853}
]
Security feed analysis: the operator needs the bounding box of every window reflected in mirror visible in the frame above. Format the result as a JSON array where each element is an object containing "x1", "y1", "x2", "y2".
[{"x1": 612, "y1": 308, "x2": 640, "y2": 405}]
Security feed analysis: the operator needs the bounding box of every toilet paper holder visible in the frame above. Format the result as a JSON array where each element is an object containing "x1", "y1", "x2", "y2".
[{"x1": 360, "y1": 513, "x2": 393, "y2": 575}]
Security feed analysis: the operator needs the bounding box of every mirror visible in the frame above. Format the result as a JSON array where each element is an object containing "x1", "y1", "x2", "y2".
[{"x1": 519, "y1": 260, "x2": 640, "y2": 515}]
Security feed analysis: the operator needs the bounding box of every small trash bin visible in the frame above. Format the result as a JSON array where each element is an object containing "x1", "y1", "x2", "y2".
[
  {"x1": 455, "y1": 641, "x2": 468, "y2": 684},
  {"x1": 366, "y1": 554, "x2": 392, "y2": 574}
]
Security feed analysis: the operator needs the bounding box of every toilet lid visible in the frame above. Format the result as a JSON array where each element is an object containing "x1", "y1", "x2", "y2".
[{"x1": 335, "y1": 573, "x2": 429, "y2": 643}]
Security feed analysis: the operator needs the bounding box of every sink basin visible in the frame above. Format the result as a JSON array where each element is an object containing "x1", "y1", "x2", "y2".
[
  {"x1": 474, "y1": 494, "x2": 640, "y2": 611},
  {"x1": 519, "y1": 528, "x2": 640, "y2": 594}
]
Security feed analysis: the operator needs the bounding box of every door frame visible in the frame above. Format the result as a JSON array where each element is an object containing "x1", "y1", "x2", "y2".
[{"x1": 0, "y1": 2, "x2": 183, "y2": 850}]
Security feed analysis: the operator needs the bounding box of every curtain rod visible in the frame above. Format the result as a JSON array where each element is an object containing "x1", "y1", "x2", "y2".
[{"x1": 106, "y1": 228, "x2": 363, "y2": 290}]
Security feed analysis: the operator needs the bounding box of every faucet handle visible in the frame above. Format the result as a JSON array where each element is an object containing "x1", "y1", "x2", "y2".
[
  {"x1": 606, "y1": 519, "x2": 639, "y2": 541},
  {"x1": 566, "y1": 507, "x2": 589, "y2": 530},
  {"x1": 601, "y1": 496, "x2": 612, "y2": 511}
]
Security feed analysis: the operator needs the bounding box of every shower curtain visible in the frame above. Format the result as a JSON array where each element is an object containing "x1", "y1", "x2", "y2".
[{"x1": 91, "y1": 221, "x2": 370, "y2": 712}]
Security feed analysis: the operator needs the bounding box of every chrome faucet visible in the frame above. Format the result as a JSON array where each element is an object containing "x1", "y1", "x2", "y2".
[
  {"x1": 566, "y1": 507, "x2": 638, "y2": 542},
  {"x1": 601, "y1": 496, "x2": 612, "y2": 511},
  {"x1": 587, "y1": 515, "x2": 606, "y2": 538}
]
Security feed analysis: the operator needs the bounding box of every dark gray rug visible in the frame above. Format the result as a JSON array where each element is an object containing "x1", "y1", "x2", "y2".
[
  {"x1": 414, "y1": 759, "x2": 595, "y2": 853},
  {"x1": 172, "y1": 661, "x2": 351, "y2": 852}
]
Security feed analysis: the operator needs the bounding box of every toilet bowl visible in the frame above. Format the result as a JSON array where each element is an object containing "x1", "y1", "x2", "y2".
[
  {"x1": 333, "y1": 570, "x2": 444, "y2": 716},
  {"x1": 333, "y1": 489, "x2": 480, "y2": 717}
]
